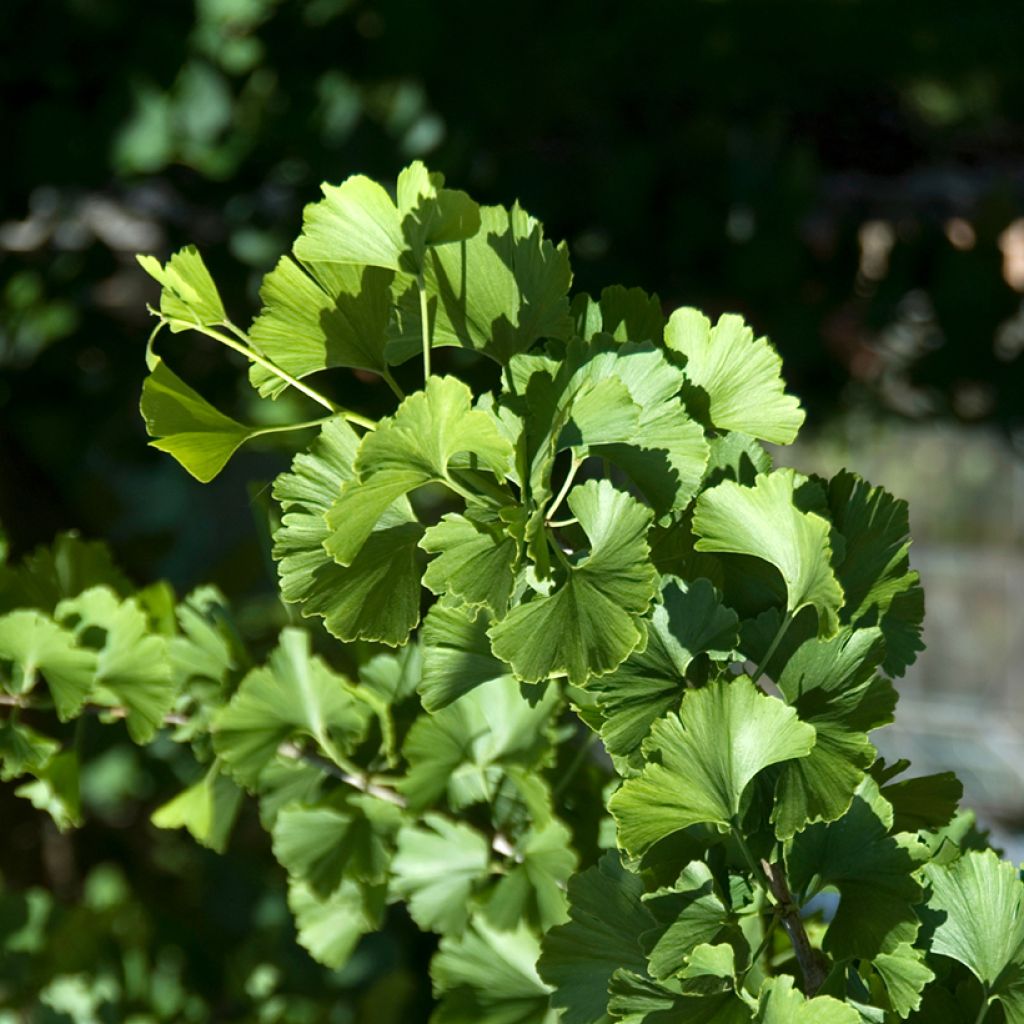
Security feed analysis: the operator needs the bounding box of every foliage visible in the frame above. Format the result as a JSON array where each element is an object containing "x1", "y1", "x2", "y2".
[{"x1": 2, "y1": 164, "x2": 1019, "y2": 1021}]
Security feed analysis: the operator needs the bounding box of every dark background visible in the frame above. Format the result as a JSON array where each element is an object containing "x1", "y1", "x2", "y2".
[{"x1": 2, "y1": 2, "x2": 1023, "y2": 1019}]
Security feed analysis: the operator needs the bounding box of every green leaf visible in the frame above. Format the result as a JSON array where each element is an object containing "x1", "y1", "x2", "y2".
[
  {"x1": 557, "y1": 341, "x2": 710, "y2": 518},
  {"x1": 641, "y1": 862, "x2": 742, "y2": 982},
  {"x1": 786, "y1": 779, "x2": 926, "y2": 959},
  {"x1": 693, "y1": 469, "x2": 845, "y2": 636},
  {"x1": 324, "y1": 375, "x2": 512, "y2": 566},
  {"x1": 538, "y1": 853, "x2": 655, "y2": 1024},
  {"x1": 420, "y1": 602, "x2": 515, "y2": 711},
  {"x1": 606, "y1": 970, "x2": 750, "y2": 1024},
  {"x1": 272, "y1": 792, "x2": 403, "y2": 894},
  {"x1": 213, "y1": 628, "x2": 371, "y2": 788},
  {"x1": 140, "y1": 356, "x2": 255, "y2": 482},
  {"x1": 56, "y1": 587, "x2": 175, "y2": 743},
  {"x1": 0, "y1": 609, "x2": 95, "y2": 718},
  {"x1": 871, "y1": 943, "x2": 934, "y2": 1019},
  {"x1": 150, "y1": 763, "x2": 243, "y2": 853},
  {"x1": 0, "y1": 721, "x2": 59, "y2": 781},
  {"x1": 273, "y1": 418, "x2": 423, "y2": 645},
  {"x1": 399, "y1": 675, "x2": 559, "y2": 811},
  {"x1": 664, "y1": 307, "x2": 804, "y2": 444},
  {"x1": 881, "y1": 771, "x2": 962, "y2": 834},
  {"x1": 923, "y1": 849, "x2": 1024, "y2": 997},
  {"x1": 293, "y1": 161, "x2": 480, "y2": 274},
  {"x1": 583, "y1": 577, "x2": 738, "y2": 760},
  {"x1": 572, "y1": 286, "x2": 665, "y2": 344},
  {"x1": 15, "y1": 750, "x2": 81, "y2": 830},
  {"x1": 137, "y1": 245, "x2": 226, "y2": 329},
  {"x1": 772, "y1": 628, "x2": 896, "y2": 839},
  {"x1": 611, "y1": 676, "x2": 815, "y2": 856},
  {"x1": 484, "y1": 817, "x2": 577, "y2": 932},
  {"x1": 489, "y1": 480, "x2": 658, "y2": 686},
  {"x1": 1, "y1": 532, "x2": 131, "y2": 615},
  {"x1": 827, "y1": 471, "x2": 924, "y2": 677},
  {"x1": 249, "y1": 257, "x2": 394, "y2": 393},
  {"x1": 391, "y1": 814, "x2": 491, "y2": 934},
  {"x1": 431, "y1": 919, "x2": 557, "y2": 1024},
  {"x1": 389, "y1": 203, "x2": 573, "y2": 366},
  {"x1": 755, "y1": 975, "x2": 861, "y2": 1023},
  {"x1": 287, "y1": 877, "x2": 385, "y2": 970},
  {"x1": 421, "y1": 511, "x2": 519, "y2": 616}
]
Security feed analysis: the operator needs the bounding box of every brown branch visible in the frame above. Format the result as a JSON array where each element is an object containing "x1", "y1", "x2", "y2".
[{"x1": 760, "y1": 858, "x2": 828, "y2": 995}]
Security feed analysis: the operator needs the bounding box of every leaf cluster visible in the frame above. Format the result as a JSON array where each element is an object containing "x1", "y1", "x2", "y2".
[{"x1": 2, "y1": 164, "x2": 1018, "y2": 1022}]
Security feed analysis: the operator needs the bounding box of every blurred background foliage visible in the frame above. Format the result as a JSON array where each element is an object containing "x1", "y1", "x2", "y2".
[{"x1": 2, "y1": 0, "x2": 1023, "y2": 1019}]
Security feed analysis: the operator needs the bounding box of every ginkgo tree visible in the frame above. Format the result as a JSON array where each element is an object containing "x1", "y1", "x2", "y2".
[{"x1": 2, "y1": 162, "x2": 1021, "y2": 1023}]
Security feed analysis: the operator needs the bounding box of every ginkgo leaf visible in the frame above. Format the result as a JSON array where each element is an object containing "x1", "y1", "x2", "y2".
[
  {"x1": 287, "y1": 877, "x2": 385, "y2": 970},
  {"x1": 923, "y1": 850, "x2": 1024, "y2": 1000},
  {"x1": 388, "y1": 203, "x2": 573, "y2": 367},
  {"x1": 2, "y1": 532, "x2": 132, "y2": 615},
  {"x1": 538, "y1": 853, "x2": 655, "y2": 1024},
  {"x1": 399, "y1": 675, "x2": 559, "y2": 811},
  {"x1": 827, "y1": 471, "x2": 924, "y2": 677},
  {"x1": 293, "y1": 161, "x2": 480, "y2": 274},
  {"x1": 0, "y1": 721, "x2": 59, "y2": 781},
  {"x1": 137, "y1": 245, "x2": 226, "y2": 330},
  {"x1": 55, "y1": 587, "x2": 175, "y2": 743},
  {"x1": 324, "y1": 376, "x2": 512, "y2": 567},
  {"x1": 489, "y1": 480, "x2": 658, "y2": 686},
  {"x1": 755, "y1": 975, "x2": 861, "y2": 1023},
  {"x1": 561, "y1": 341, "x2": 710, "y2": 518},
  {"x1": 249, "y1": 256, "x2": 394, "y2": 393},
  {"x1": 610, "y1": 676, "x2": 815, "y2": 856},
  {"x1": 150, "y1": 763, "x2": 243, "y2": 853},
  {"x1": 213, "y1": 628, "x2": 371, "y2": 788},
  {"x1": 431, "y1": 919, "x2": 558, "y2": 1024},
  {"x1": 273, "y1": 418, "x2": 423, "y2": 645},
  {"x1": 786, "y1": 778, "x2": 927, "y2": 960},
  {"x1": 880, "y1": 771, "x2": 962, "y2": 834},
  {"x1": 871, "y1": 943, "x2": 934, "y2": 1019},
  {"x1": 14, "y1": 750, "x2": 81, "y2": 831},
  {"x1": 664, "y1": 307, "x2": 804, "y2": 444},
  {"x1": 772, "y1": 627, "x2": 896, "y2": 839},
  {"x1": 606, "y1": 969, "x2": 750, "y2": 1024},
  {"x1": 484, "y1": 817, "x2": 577, "y2": 932},
  {"x1": 0, "y1": 609, "x2": 95, "y2": 718},
  {"x1": 391, "y1": 814, "x2": 491, "y2": 934},
  {"x1": 272, "y1": 792, "x2": 404, "y2": 894},
  {"x1": 693, "y1": 469, "x2": 844, "y2": 637},
  {"x1": 583, "y1": 577, "x2": 738, "y2": 760},
  {"x1": 641, "y1": 862, "x2": 743, "y2": 982},
  {"x1": 140, "y1": 356, "x2": 255, "y2": 482},
  {"x1": 571, "y1": 286, "x2": 665, "y2": 344},
  {"x1": 420, "y1": 602, "x2": 514, "y2": 712},
  {"x1": 421, "y1": 511, "x2": 519, "y2": 616}
]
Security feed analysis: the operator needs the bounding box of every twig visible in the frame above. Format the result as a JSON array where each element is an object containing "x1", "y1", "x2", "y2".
[{"x1": 760, "y1": 859, "x2": 827, "y2": 995}]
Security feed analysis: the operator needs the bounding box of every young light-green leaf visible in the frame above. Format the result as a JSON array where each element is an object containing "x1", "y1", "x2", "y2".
[
  {"x1": 664, "y1": 307, "x2": 804, "y2": 444},
  {"x1": 693, "y1": 468, "x2": 844, "y2": 637},
  {"x1": 141, "y1": 357, "x2": 254, "y2": 483},
  {"x1": 137, "y1": 245, "x2": 226, "y2": 330},
  {"x1": 249, "y1": 256, "x2": 394, "y2": 393}
]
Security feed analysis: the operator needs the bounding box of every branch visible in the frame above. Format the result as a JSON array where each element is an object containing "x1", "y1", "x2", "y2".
[{"x1": 760, "y1": 858, "x2": 828, "y2": 995}]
